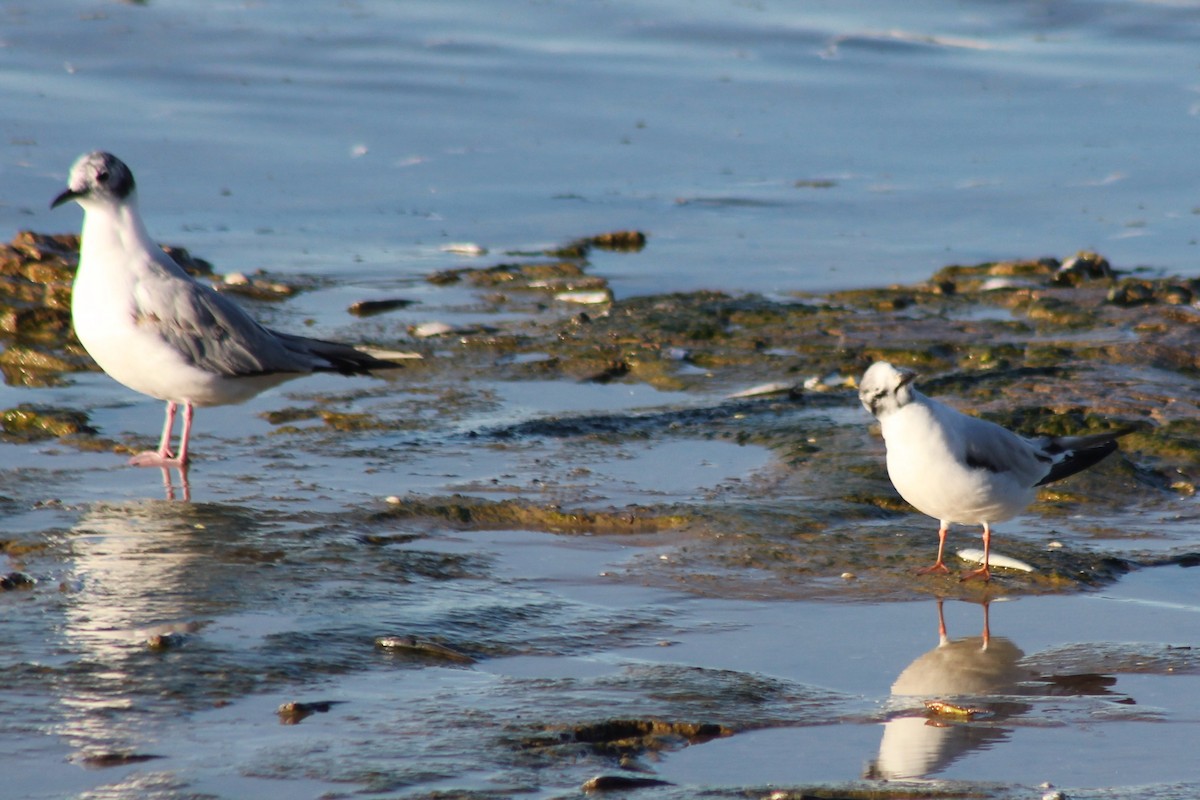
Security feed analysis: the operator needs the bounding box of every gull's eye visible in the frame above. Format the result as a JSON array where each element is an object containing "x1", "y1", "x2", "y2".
[{"x1": 96, "y1": 170, "x2": 109, "y2": 184}]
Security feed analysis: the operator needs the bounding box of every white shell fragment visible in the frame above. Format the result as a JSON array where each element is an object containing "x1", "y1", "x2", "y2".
[
  {"x1": 362, "y1": 347, "x2": 423, "y2": 361},
  {"x1": 727, "y1": 381, "x2": 797, "y2": 399},
  {"x1": 411, "y1": 321, "x2": 455, "y2": 338},
  {"x1": 957, "y1": 548, "x2": 1035, "y2": 572},
  {"x1": 554, "y1": 290, "x2": 611, "y2": 304},
  {"x1": 802, "y1": 372, "x2": 854, "y2": 392}
]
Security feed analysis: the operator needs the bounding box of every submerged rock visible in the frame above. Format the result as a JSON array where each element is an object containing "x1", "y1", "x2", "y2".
[
  {"x1": 375, "y1": 635, "x2": 476, "y2": 665},
  {"x1": 0, "y1": 571, "x2": 34, "y2": 590},
  {"x1": 521, "y1": 717, "x2": 732, "y2": 760},
  {"x1": 277, "y1": 700, "x2": 344, "y2": 725},
  {"x1": 77, "y1": 752, "x2": 164, "y2": 769},
  {"x1": 582, "y1": 774, "x2": 674, "y2": 792}
]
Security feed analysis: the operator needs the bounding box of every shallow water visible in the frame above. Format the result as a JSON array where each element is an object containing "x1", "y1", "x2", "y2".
[
  {"x1": 4, "y1": 0, "x2": 1200, "y2": 295},
  {"x1": 4, "y1": 1, "x2": 1200, "y2": 799}
]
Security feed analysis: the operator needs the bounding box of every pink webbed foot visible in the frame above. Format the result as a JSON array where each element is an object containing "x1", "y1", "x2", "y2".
[
  {"x1": 914, "y1": 523, "x2": 952, "y2": 576},
  {"x1": 128, "y1": 450, "x2": 185, "y2": 468},
  {"x1": 129, "y1": 400, "x2": 194, "y2": 469},
  {"x1": 959, "y1": 522, "x2": 993, "y2": 582},
  {"x1": 959, "y1": 565, "x2": 992, "y2": 582}
]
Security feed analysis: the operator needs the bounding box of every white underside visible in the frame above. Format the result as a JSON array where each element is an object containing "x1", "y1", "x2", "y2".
[
  {"x1": 881, "y1": 402, "x2": 1035, "y2": 525},
  {"x1": 71, "y1": 204, "x2": 296, "y2": 406}
]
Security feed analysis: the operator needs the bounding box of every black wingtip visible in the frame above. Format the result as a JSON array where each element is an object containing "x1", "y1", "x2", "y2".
[{"x1": 1035, "y1": 439, "x2": 1119, "y2": 486}]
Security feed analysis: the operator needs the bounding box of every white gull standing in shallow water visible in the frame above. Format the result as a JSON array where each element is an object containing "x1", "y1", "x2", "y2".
[
  {"x1": 858, "y1": 361, "x2": 1126, "y2": 581},
  {"x1": 52, "y1": 151, "x2": 403, "y2": 469}
]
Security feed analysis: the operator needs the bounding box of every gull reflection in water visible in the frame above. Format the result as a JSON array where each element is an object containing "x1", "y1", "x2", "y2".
[
  {"x1": 867, "y1": 599, "x2": 1122, "y2": 781},
  {"x1": 55, "y1": 501, "x2": 259, "y2": 764},
  {"x1": 158, "y1": 464, "x2": 190, "y2": 502}
]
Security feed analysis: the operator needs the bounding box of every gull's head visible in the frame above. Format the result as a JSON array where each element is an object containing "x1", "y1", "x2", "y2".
[
  {"x1": 50, "y1": 151, "x2": 136, "y2": 211},
  {"x1": 858, "y1": 361, "x2": 917, "y2": 419}
]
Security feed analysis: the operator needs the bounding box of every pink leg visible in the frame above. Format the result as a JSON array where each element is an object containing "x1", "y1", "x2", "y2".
[
  {"x1": 176, "y1": 402, "x2": 194, "y2": 466},
  {"x1": 156, "y1": 401, "x2": 177, "y2": 456},
  {"x1": 915, "y1": 521, "x2": 952, "y2": 575},
  {"x1": 960, "y1": 522, "x2": 992, "y2": 582}
]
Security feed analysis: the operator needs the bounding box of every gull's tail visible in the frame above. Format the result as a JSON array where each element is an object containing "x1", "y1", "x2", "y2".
[
  {"x1": 274, "y1": 332, "x2": 415, "y2": 375},
  {"x1": 1034, "y1": 429, "x2": 1132, "y2": 486}
]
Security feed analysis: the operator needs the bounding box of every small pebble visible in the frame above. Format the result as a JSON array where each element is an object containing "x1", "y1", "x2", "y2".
[
  {"x1": 840, "y1": 572, "x2": 856, "y2": 581},
  {"x1": 411, "y1": 321, "x2": 454, "y2": 338},
  {"x1": 664, "y1": 346, "x2": 691, "y2": 361},
  {"x1": 441, "y1": 242, "x2": 488, "y2": 256},
  {"x1": 222, "y1": 271, "x2": 250, "y2": 286}
]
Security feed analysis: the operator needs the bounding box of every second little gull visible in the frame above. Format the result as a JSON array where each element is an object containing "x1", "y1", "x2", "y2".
[{"x1": 858, "y1": 361, "x2": 1126, "y2": 581}]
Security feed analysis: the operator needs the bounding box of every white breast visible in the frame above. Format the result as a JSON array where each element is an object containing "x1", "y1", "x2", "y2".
[{"x1": 880, "y1": 401, "x2": 1035, "y2": 525}]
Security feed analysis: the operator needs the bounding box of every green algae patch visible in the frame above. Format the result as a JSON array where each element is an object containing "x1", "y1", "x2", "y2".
[
  {"x1": 373, "y1": 494, "x2": 695, "y2": 535},
  {"x1": 1, "y1": 404, "x2": 95, "y2": 441},
  {"x1": 317, "y1": 410, "x2": 390, "y2": 431},
  {"x1": 0, "y1": 344, "x2": 90, "y2": 388}
]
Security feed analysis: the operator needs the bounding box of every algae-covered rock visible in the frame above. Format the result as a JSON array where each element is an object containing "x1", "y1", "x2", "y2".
[
  {"x1": 425, "y1": 231, "x2": 640, "y2": 309},
  {"x1": 372, "y1": 495, "x2": 693, "y2": 535},
  {"x1": 1, "y1": 404, "x2": 95, "y2": 440},
  {"x1": 1052, "y1": 250, "x2": 1115, "y2": 286}
]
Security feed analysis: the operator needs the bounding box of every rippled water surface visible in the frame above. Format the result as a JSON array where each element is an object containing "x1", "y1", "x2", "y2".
[{"x1": 3, "y1": 1, "x2": 1200, "y2": 798}]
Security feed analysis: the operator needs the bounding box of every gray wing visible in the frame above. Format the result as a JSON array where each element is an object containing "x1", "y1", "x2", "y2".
[
  {"x1": 956, "y1": 413, "x2": 1054, "y2": 487},
  {"x1": 132, "y1": 253, "x2": 330, "y2": 378}
]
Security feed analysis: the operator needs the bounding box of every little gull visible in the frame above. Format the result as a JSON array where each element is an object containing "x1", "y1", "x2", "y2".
[
  {"x1": 858, "y1": 361, "x2": 1125, "y2": 581},
  {"x1": 52, "y1": 151, "x2": 402, "y2": 468}
]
